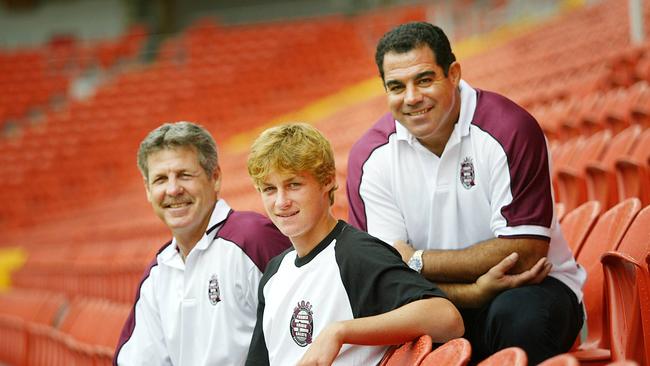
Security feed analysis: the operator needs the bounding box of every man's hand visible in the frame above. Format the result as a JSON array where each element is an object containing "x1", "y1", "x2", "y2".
[
  {"x1": 473, "y1": 253, "x2": 551, "y2": 307},
  {"x1": 393, "y1": 240, "x2": 415, "y2": 263},
  {"x1": 297, "y1": 323, "x2": 344, "y2": 366}
]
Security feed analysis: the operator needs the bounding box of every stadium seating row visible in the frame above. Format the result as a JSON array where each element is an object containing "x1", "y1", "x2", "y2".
[
  {"x1": 462, "y1": 0, "x2": 650, "y2": 109},
  {"x1": 379, "y1": 334, "x2": 640, "y2": 365},
  {"x1": 0, "y1": 289, "x2": 129, "y2": 366},
  {"x1": 386, "y1": 208, "x2": 650, "y2": 364},
  {"x1": 559, "y1": 200, "x2": 650, "y2": 365},
  {"x1": 551, "y1": 125, "x2": 650, "y2": 211},
  {"x1": 0, "y1": 24, "x2": 147, "y2": 130},
  {"x1": 0, "y1": 5, "x2": 427, "y2": 231},
  {"x1": 3, "y1": 199, "x2": 648, "y2": 365}
]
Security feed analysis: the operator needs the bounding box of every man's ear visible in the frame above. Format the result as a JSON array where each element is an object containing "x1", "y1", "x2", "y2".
[
  {"x1": 448, "y1": 61, "x2": 461, "y2": 86},
  {"x1": 212, "y1": 166, "x2": 222, "y2": 194},
  {"x1": 144, "y1": 178, "x2": 152, "y2": 203}
]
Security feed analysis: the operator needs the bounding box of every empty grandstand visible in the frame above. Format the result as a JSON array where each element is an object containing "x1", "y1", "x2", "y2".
[{"x1": 0, "y1": 0, "x2": 649, "y2": 365}]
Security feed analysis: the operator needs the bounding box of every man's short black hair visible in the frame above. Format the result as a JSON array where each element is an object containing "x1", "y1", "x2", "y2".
[{"x1": 375, "y1": 22, "x2": 456, "y2": 81}]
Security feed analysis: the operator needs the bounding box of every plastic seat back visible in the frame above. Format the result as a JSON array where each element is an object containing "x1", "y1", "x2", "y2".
[
  {"x1": 586, "y1": 125, "x2": 641, "y2": 209},
  {"x1": 538, "y1": 353, "x2": 580, "y2": 366},
  {"x1": 476, "y1": 347, "x2": 527, "y2": 366},
  {"x1": 420, "y1": 338, "x2": 471, "y2": 366},
  {"x1": 575, "y1": 198, "x2": 641, "y2": 353},
  {"x1": 561, "y1": 200, "x2": 602, "y2": 256},
  {"x1": 556, "y1": 130, "x2": 611, "y2": 211},
  {"x1": 556, "y1": 202, "x2": 567, "y2": 223},
  {"x1": 615, "y1": 128, "x2": 650, "y2": 206},
  {"x1": 379, "y1": 335, "x2": 432, "y2": 366},
  {"x1": 601, "y1": 205, "x2": 650, "y2": 365}
]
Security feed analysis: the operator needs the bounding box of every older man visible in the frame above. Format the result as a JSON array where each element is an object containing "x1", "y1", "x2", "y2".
[{"x1": 114, "y1": 121, "x2": 290, "y2": 366}]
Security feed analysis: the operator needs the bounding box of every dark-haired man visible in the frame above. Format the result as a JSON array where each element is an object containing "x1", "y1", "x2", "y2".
[{"x1": 347, "y1": 22, "x2": 585, "y2": 364}]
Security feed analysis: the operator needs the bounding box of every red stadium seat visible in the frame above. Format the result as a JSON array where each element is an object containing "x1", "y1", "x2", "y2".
[
  {"x1": 26, "y1": 297, "x2": 130, "y2": 366},
  {"x1": 585, "y1": 125, "x2": 642, "y2": 209},
  {"x1": 538, "y1": 353, "x2": 580, "y2": 366},
  {"x1": 600, "y1": 205, "x2": 650, "y2": 365},
  {"x1": 556, "y1": 130, "x2": 611, "y2": 211},
  {"x1": 379, "y1": 335, "x2": 432, "y2": 366},
  {"x1": 570, "y1": 198, "x2": 642, "y2": 363},
  {"x1": 615, "y1": 128, "x2": 650, "y2": 206},
  {"x1": 476, "y1": 347, "x2": 527, "y2": 366},
  {"x1": 556, "y1": 202, "x2": 567, "y2": 223},
  {"x1": 560, "y1": 200, "x2": 602, "y2": 256},
  {"x1": 420, "y1": 338, "x2": 471, "y2": 366}
]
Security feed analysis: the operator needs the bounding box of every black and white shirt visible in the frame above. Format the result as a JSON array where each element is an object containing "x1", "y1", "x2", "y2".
[{"x1": 245, "y1": 220, "x2": 447, "y2": 366}]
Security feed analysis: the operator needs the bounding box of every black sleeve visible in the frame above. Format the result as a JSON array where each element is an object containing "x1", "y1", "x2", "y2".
[
  {"x1": 245, "y1": 252, "x2": 288, "y2": 366},
  {"x1": 334, "y1": 223, "x2": 448, "y2": 319}
]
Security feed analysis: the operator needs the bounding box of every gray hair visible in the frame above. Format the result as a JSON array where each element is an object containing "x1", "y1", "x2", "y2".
[{"x1": 137, "y1": 121, "x2": 219, "y2": 181}]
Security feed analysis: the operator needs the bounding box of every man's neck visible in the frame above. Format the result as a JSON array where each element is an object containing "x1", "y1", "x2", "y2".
[{"x1": 174, "y1": 223, "x2": 209, "y2": 261}]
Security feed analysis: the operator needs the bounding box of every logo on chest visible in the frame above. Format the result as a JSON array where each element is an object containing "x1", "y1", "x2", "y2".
[
  {"x1": 460, "y1": 157, "x2": 476, "y2": 189},
  {"x1": 208, "y1": 274, "x2": 221, "y2": 305},
  {"x1": 290, "y1": 300, "x2": 314, "y2": 347}
]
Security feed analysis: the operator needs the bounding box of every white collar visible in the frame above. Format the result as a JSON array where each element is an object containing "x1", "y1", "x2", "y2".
[
  {"x1": 160, "y1": 199, "x2": 231, "y2": 267},
  {"x1": 395, "y1": 79, "x2": 477, "y2": 146}
]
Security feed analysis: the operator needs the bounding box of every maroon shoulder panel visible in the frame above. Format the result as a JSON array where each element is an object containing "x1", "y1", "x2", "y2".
[
  {"x1": 346, "y1": 112, "x2": 397, "y2": 231},
  {"x1": 472, "y1": 89, "x2": 553, "y2": 228}
]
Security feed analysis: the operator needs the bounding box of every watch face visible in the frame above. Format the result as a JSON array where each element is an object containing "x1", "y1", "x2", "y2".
[{"x1": 408, "y1": 256, "x2": 422, "y2": 271}]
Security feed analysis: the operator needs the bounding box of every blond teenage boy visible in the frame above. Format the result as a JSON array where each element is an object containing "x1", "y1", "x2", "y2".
[{"x1": 244, "y1": 123, "x2": 463, "y2": 366}]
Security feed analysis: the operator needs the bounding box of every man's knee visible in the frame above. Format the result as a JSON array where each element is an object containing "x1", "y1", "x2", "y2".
[
  {"x1": 481, "y1": 282, "x2": 582, "y2": 364},
  {"x1": 486, "y1": 288, "x2": 553, "y2": 339}
]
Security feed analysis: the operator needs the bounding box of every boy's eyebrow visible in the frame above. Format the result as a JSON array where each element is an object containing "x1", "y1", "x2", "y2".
[{"x1": 260, "y1": 173, "x2": 301, "y2": 186}]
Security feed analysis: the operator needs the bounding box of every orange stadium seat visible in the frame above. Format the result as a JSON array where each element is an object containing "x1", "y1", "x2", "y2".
[
  {"x1": 551, "y1": 136, "x2": 585, "y2": 203},
  {"x1": 476, "y1": 347, "x2": 527, "y2": 366},
  {"x1": 570, "y1": 198, "x2": 642, "y2": 363},
  {"x1": 556, "y1": 202, "x2": 567, "y2": 222},
  {"x1": 559, "y1": 200, "x2": 601, "y2": 257},
  {"x1": 379, "y1": 335, "x2": 432, "y2": 366},
  {"x1": 606, "y1": 46, "x2": 644, "y2": 89},
  {"x1": 420, "y1": 338, "x2": 471, "y2": 366},
  {"x1": 600, "y1": 205, "x2": 650, "y2": 365},
  {"x1": 26, "y1": 297, "x2": 130, "y2": 366},
  {"x1": 556, "y1": 130, "x2": 611, "y2": 211},
  {"x1": 585, "y1": 125, "x2": 642, "y2": 209},
  {"x1": 615, "y1": 128, "x2": 650, "y2": 206},
  {"x1": 0, "y1": 289, "x2": 66, "y2": 366},
  {"x1": 5, "y1": 2, "x2": 650, "y2": 365},
  {"x1": 538, "y1": 353, "x2": 580, "y2": 366},
  {"x1": 606, "y1": 361, "x2": 640, "y2": 366}
]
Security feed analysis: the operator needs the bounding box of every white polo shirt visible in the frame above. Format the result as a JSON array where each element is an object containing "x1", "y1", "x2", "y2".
[
  {"x1": 346, "y1": 80, "x2": 585, "y2": 302},
  {"x1": 114, "y1": 199, "x2": 291, "y2": 366}
]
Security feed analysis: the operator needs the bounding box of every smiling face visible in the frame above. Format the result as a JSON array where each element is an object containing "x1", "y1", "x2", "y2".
[
  {"x1": 383, "y1": 45, "x2": 461, "y2": 154},
  {"x1": 145, "y1": 146, "x2": 221, "y2": 248},
  {"x1": 259, "y1": 170, "x2": 336, "y2": 254}
]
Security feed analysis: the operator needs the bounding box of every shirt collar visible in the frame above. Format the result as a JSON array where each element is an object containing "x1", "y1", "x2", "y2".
[
  {"x1": 395, "y1": 79, "x2": 477, "y2": 145},
  {"x1": 159, "y1": 199, "x2": 232, "y2": 267}
]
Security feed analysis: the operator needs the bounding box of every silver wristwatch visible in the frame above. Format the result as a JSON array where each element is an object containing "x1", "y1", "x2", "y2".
[{"x1": 407, "y1": 250, "x2": 424, "y2": 273}]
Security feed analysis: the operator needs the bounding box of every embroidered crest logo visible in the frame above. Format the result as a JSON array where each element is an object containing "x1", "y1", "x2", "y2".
[
  {"x1": 460, "y1": 157, "x2": 476, "y2": 189},
  {"x1": 290, "y1": 300, "x2": 314, "y2": 347},
  {"x1": 208, "y1": 274, "x2": 220, "y2": 305}
]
